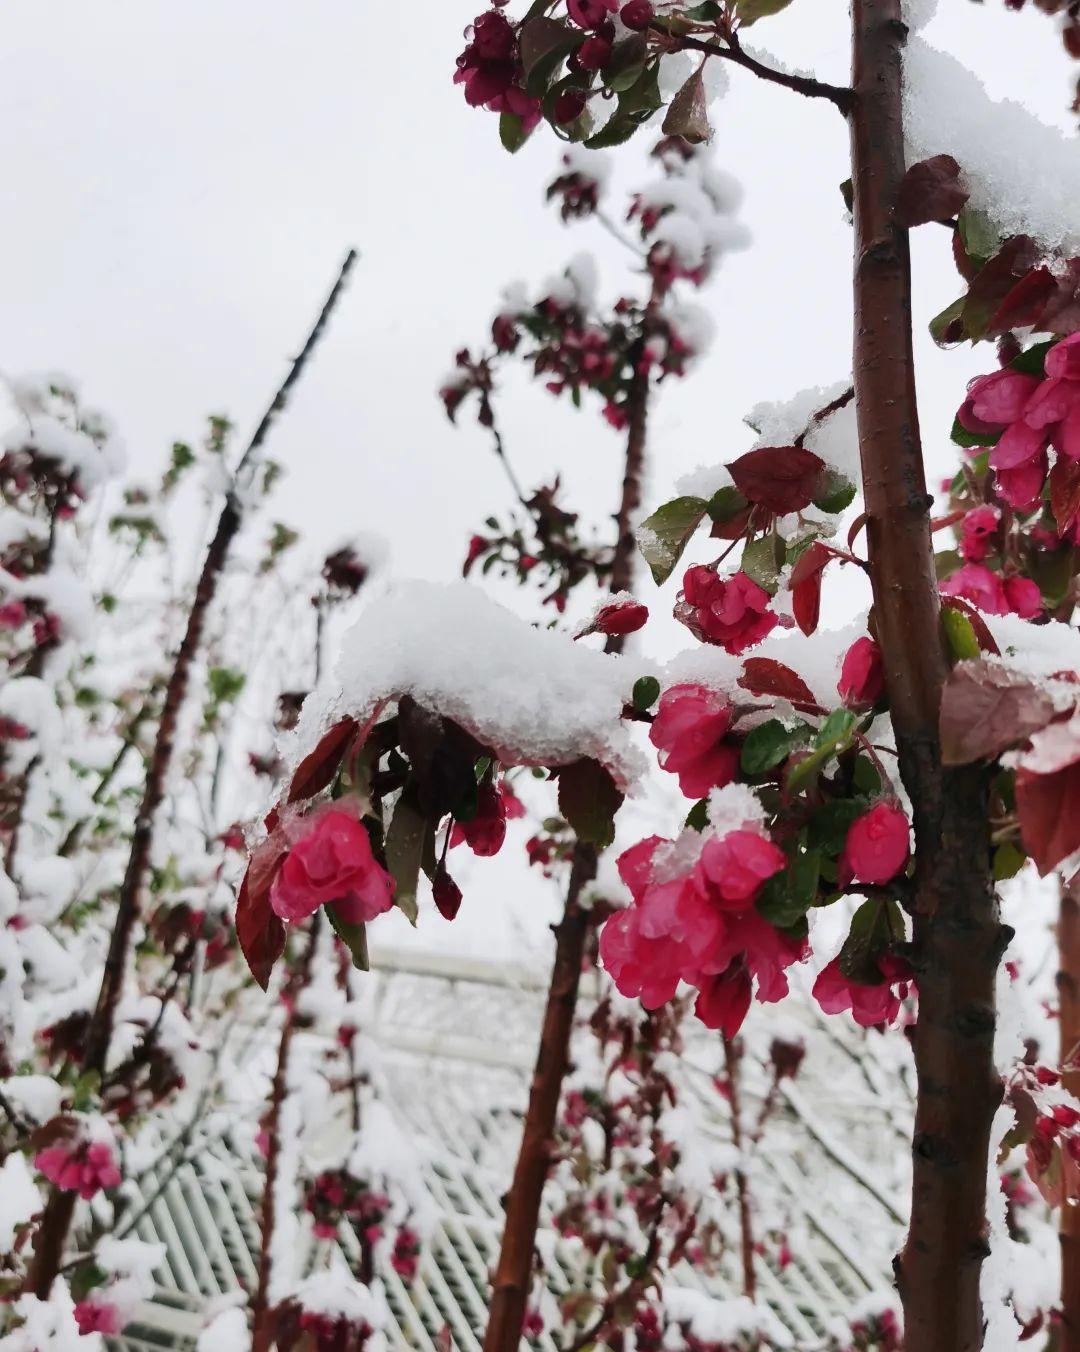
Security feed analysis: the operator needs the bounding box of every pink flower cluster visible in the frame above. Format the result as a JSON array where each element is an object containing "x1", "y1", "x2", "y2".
[
  {"x1": 598, "y1": 827, "x2": 805, "y2": 1038},
  {"x1": 676, "y1": 567, "x2": 778, "y2": 655},
  {"x1": 940, "y1": 562, "x2": 1042, "y2": 619},
  {"x1": 450, "y1": 780, "x2": 525, "y2": 856},
  {"x1": 454, "y1": 11, "x2": 540, "y2": 132},
  {"x1": 73, "y1": 1299, "x2": 124, "y2": 1337},
  {"x1": 957, "y1": 333, "x2": 1080, "y2": 517},
  {"x1": 649, "y1": 684, "x2": 738, "y2": 799},
  {"x1": 813, "y1": 953, "x2": 913, "y2": 1028},
  {"x1": 35, "y1": 1135, "x2": 122, "y2": 1200},
  {"x1": 270, "y1": 806, "x2": 395, "y2": 927}
]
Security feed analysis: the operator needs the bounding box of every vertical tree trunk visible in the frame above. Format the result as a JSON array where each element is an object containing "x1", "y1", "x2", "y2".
[
  {"x1": 1060, "y1": 877, "x2": 1080, "y2": 1352},
  {"x1": 849, "y1": 6, "x2": 1002, "y2": 1350},
  {"x1": 722, "y1": 1036, "x2": 756, "y2": 1301},
  {"x1": 482, "y1": 363, "x2": 649, "y2": 1352},
  {"x1": 24, "y1": 250, "x2": 357, "y2": 1301},
  {"x1": 251, "y1": 923, "x2": 320, "y2": 1352}
]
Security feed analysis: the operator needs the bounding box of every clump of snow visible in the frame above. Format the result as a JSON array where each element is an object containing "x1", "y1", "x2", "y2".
[
  {"x1": 559, "y1": 144, "x2": 613, "y2": 187},
  {"x1": 0, "y1": 1153, "x2": 41, "y2": 1254},
  {"x1": 0, "y1": 1075, "x2": 63, "y2": 1125},
  {"x1": 664, "y1": 1288, "x2": 793, "y2": 1347},
  {"x1": 0, "y1": 1281, "x2": 96, "y2": 1351},
  {"x1": 286, "y1": 1266, "x2": 389, "y2": 1328},
  {"x1": 905, "y1": 39, "x2": 1080, "y2": 257},
  {"x1": 985, "y1": 614, "x2": 1080, "y2": 682},
  {"x1": 667, "y1": 302, "x2": 716, "y2": 360},
  {"x1": 294, "y1": 581, "x2": 649, "y2": 789},
  {"x1": 197, "y1": 1307, "x2": 250, "y2": 1352},
  {"x1": 902, "y1": 0, "x2": 938, "y2": 28},
  {"x1": 708, "y1": 783, "x2": 767, "y2": 835},
  {"x1": 542, "y1": 251, "x2": 599, "y2": 311}
]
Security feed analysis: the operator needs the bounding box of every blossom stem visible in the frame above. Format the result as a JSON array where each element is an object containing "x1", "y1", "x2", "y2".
[
  {"x1": 251, "y1": 921, "x2": 320, "y2": 1352},
  {"x1": 659, "y1": 28, "x2": 855, "y2": 113},
  {"x1": 722, "y1": 1035, "x2": 757, "y2": 1301},
  {"x1": 1060, "y1": 875, "x2": 1080, "y2": 1352},
  {"x1": 849, "y1": 4, "x2": 1003, "y2": 1347},
  {"x1": 23, "y1": 250, "x2": 357, "y2": 1302}
]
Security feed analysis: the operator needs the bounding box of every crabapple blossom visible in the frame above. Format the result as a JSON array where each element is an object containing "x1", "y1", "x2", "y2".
[
  {"x1": 647, "y1": 683, "x2": 738, "y2": 798},
  {"x1": 270, "y1": 807, "x2": 395, "y2": 925},
  {"x1": 677, "y1": 566, "x2": 779, "y2": 655},
  {"x1": 813, "y1": 954, "x2": 914, "y2": 1028},
  {"x1": 837, "y1": 636, "x2": 885, "y2": 709},
  {"x1": 838, "y1": 802, "x2": 911, "y2": 888}
]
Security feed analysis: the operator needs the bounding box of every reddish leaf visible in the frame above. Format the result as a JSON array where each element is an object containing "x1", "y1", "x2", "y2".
[
  {"x1": 1050, "y1": 457, "x2": 1080, "y2": 535},
  {"x1": 952, "y1": 226, "x2": 978, "y2": 283},
  {"x1": 1017, "y1": 761, "x2": 1080, "y2": 876},
  {"x1": 1039, "y1": 258, "x2": 1080, "y2": 336},
  {"x1": 725, "y1": 446, "x2": 826, "y2": 515},
  {"x1": 895, "y1": 154, "x2": 968, "y2": 228},
  {"x1": 987, "y1": 266, "x2": 1056, "y2": 336},
  {"x1": 235, "y1": 867, "x2": 287, "y2": 990},
  {"x1": 963, "y1": 236, "x2": 1042, "y2": 340},
  {"x1": 788, "y1": 542, "x2": 834, "y2": 637},
  {"x1": 940, "y1": 660, "x2": 1056, "y2": 766},
  {"x1": 939, "y1": 595, "x2": 1001, "y2": 655},
  {"x1": 287, "y1": 717, "x2": 359, "y2": 805},
  {"x1": 738, "y1": 658, "x2": 823, "y2": 714}
]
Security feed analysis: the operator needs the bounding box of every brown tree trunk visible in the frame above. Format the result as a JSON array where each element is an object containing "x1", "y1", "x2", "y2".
[
  {"x1": 482, "y1": 853, "x2": 595, "y2": 1352},
  {"x1": 849, "y1": 6, "x2": 1002, "y2": 1350},
  {"x1": 482, "y1": 363, "x2": 649, "y2": 1352},
  {"x1": 1060, "y1": 877, "x2": 1080, "y2": 1352},
  {"x1": 251, "y1": 924, "x2": 320, "y2": 1352},
  {"x1": 25, "y1": 250, "x2": 357, "y2": 1300},
  {"x1": 722, "y1": 1036, "x2": 756, "y2": 1301}
]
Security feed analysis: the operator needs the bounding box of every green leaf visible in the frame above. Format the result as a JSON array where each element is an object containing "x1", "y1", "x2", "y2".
[
  {"x1": 632, "y1": 675, "x2": 661, "y2": 711},
  {"x1": 740, "y1": 533, "x2": 784, "y2": 595},
  {"x1": 839, "y1": 178, "x2": 854, "y2": 214},
  {"x1": 838, "y1": 897, "x2": 904, "y2": 985},
  {"x1": 682, "y1": 0, "x2": 723, "y2": 18},
  {"x1": 602, "y1": 34, "x2": 648, "y2": 93},
  {"x1": 326, "y1": 906, "x2": 370, "y2": 972},
  {"x1": 1029, "y1": 543, "x2": 1078, "y2": 607},
  {"x1": 929, "y1": 296, "x2": 966, "y2": 348},
  {"x1": 72, "y1": 1070, "x2": 101, "y2": 1112},
  {"x1": 634, "y1": 495, "x2": 708, "y2": 584},
  {"x1": 811, "y1": 468, "x2": 856, "y2": 514},
  {"x1": 499, "y1": 111, "x2": 531, "y2": 154},
  {"x1": 853, "y1": 755, "x2": 882, "y2": 796},
  {"x1": 520, "y1": 16, "x2": 582, "y2": 95},
  {"x1": 558, "y1": 758, "x2": 624, "y2": 848},
  {"x1": 207, "y1": 666, "x2": 246, "y2": 703},
  {"x1": 949, "y1": 415, "x2": 998, "y2": 449},
  {"x1": 1009, "y1": 340, "x2": 1053, "y2": 377},
  {"x1": 586, "y1": 60, "x2": 661, "y2": 148},
  {"x1": 70, "y1": 1264, "x2": 109, "y2": 1302},
  {"x1": 685, "y1": 798, "x2": 709, "y2": 831},
  {"x1": 993, "y1": 841, "x2": 1026, "y2": 881},
  {"x1": 706, "y1": 485, "x2": 749, "y2": 524},
  {"x1": 736, "y1": 0, "x2": 794, "y2": 23},
  {"x1": 807, "y1": 797, "x2": 867, "y2": 854},
  {"x1": 757, "y1": 846, "x2": 821, "y2": 929},
  {"x1": 786, "y1": 710, "x2": 857, "y2": 795},
  {"x1": 740, "y1": 719, "x2": 809, "y2": 775},
  {"x1": 383, "y1": 795, "x2": 429, "y2": 924},
  {"x1": 941, "y1": 606, "x2": 981, "y2": 662},
  {"x1": 958, "y1": 207, "x2": 1001, "y2": 268}
]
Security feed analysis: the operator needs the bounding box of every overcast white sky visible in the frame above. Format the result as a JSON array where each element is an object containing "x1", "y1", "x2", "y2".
[{"x1": 0, "y1": 3, "x2": 1072, "y2": 958}]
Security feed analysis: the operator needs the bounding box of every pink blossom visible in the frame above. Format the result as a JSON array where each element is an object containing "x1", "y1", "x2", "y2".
[
  {"x1": 1046, "y1": 332, "x2": 1080, "y2": 381},
  {"x1": 700, "y1": 906, "x2": 807, "y2": 1002},
  {"x1": 678, "y1": 567, "x2": 778, "y2": 655},
  {"x1": 1055, "y1": 399, "x2": 1080, "y2": 460},
  {"x1": 838, "y1": 802, "x2": 910, "y2": 888},
  {"x1": 958, "y1": 505, "x2": 1000, "y2": 562},
  {"x1": 813, "y1": 953, "x2": 913, "y2": 1028},
  {"x1": 648, "y1": 683, "x2": 738, "y2": 799},
  {"x1": 837, "y1": 636, "x2": 885, "y2": 708},
  {"x1": 695, "y1": 830, "x2": 786, "y2": 909},
  {"x1": 598, "y1": 903, "x2": 689, "y2": 1008},
  {"x1": 454, "y1": 11, "x2": 517, "y2": 106},
  {"x1": 1021, "y1": 375, "x2": 1080, "y2": 429},
  {"x1": 620, "y1": 0, "x2": 654, "y2": 28},
  {"x1": 957, "y1": 370, "x2": 1039, "y2": 430},
  {"x1": 994, "y1": 449, "x2": 1048, "y2": 510},
  {"x1": 270, "y1": 807, "x2": 395, "y2": 925},
  {"x1": 590, "y1": 597, "x2": 648, "y2": 636},
  {"x1": 35, "y1": 1138, "x2": 122, "y2": 1200},
  {"x1": 988, "y1": 418, "x2": 1048, "y2": 470},
  {"x1": 450, "y1": 782, "x2": 507, "y2": 856},
  {"x1": 576, "y1": 28, "x2": 614, "y2": 69},
  {"x1": 74, "y1": 1300, "x2": 123, "y2": 1336},
  {"x1": 694, "y1": 960, "x2": 752, "y2": 1037},
  {"x1": 1003, "y1": 575, "x2": 1043, "y2": 619},
  {"x1": 0, "y1": 600, "x2": 27, "y2": 628},
  {"x1": 940, "y1": 563, "x2": 1009, "y2": 615},
  {"x1": 567, "y1": 0, "x2": 618, "y2": 28}
]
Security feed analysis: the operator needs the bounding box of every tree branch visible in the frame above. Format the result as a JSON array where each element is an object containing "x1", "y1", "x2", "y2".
[{"x1": 660, "y1": 28, "x2": 854, "y2": 113}]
